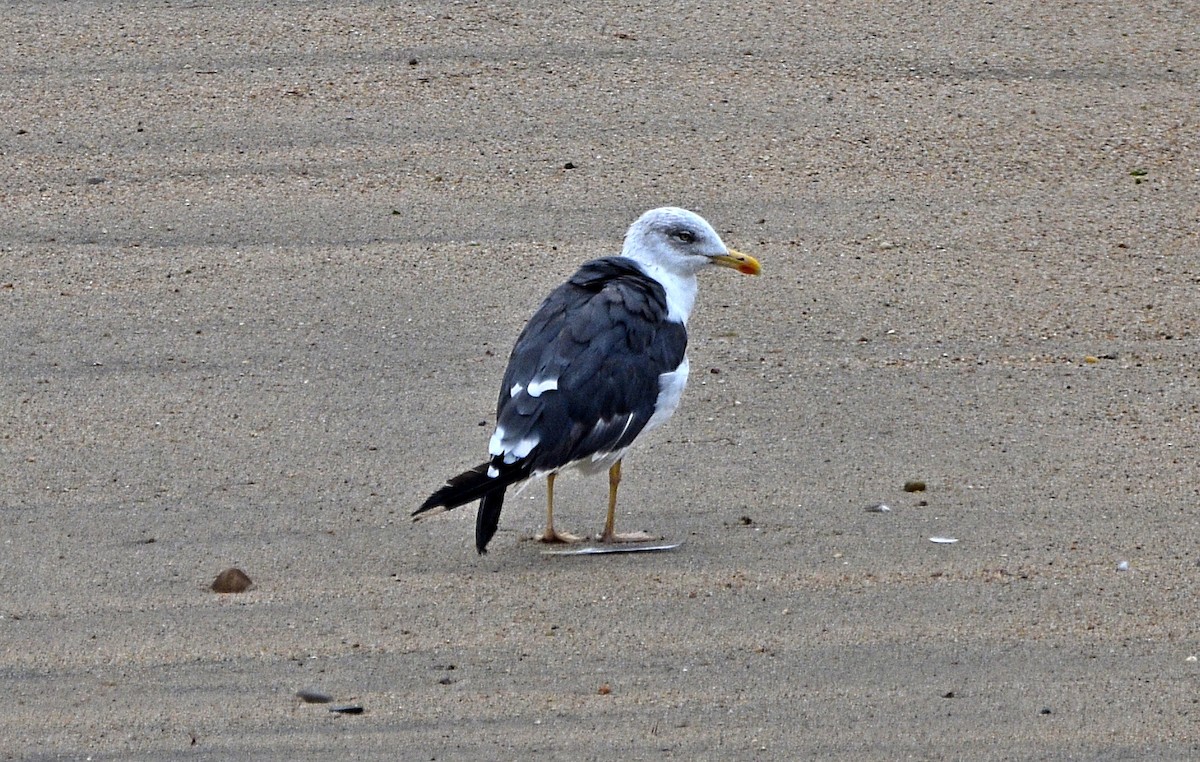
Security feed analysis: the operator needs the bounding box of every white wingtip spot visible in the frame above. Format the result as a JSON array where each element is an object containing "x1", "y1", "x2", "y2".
[
  {"x1": 509, "y1": 383, "x2": 525, "y2": 398},
  {"x1": 527, "y1": 377, "x2": 559, "y2": 397},
  {"x1": 507, "y1": 436, "x2": 539, "y2": 461},
  {"x1": 488, "y1": 427, "x2": 507, "y2": 456},
  {"x1": 486, "y1": 465, "x2": 499, "y2": 478}
]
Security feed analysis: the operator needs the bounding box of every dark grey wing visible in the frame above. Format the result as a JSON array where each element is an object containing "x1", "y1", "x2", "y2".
[{"x1": 490, "y1": 257, "x2": 688, "y2": 473}]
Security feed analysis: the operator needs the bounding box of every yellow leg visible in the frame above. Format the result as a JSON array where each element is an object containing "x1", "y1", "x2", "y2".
[
  {"x1": 537, "y1": 473, "x2": 582, "y2": 544},
  {"x1": 599, "y1": 460, "x2": 656, "y2": 543},
  {"x1": 600, "y1": 461, "x2": 621, "y2": 540}
]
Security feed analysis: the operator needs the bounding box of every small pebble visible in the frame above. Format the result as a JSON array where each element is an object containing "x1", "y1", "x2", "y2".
[
  {"x1": 1116, "y1": 560, "x2": 1129, "y2": 571},
  {"x1": 865, "y1": 503, "x2": 891, "y2": 513},
  {"x1": 329, "y1": 705, "x2": 365, "y2": 715},
  {"x1": 903, "y1": 480, "x2": 927, "y2": 492},
  {"x1": 597, "y1": 683, "x2": 612, "y2": 695},
  {"x1": 211, "y1": 568, "x2": 252, "y2": 593},
  {"x1": 929, "y1": 537, "x2": 959, "y2": 544}
]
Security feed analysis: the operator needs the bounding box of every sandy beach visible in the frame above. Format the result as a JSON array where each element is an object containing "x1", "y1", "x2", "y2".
[{"x1": 3, "y1": 2, "x2": 1199, "y2": 758}]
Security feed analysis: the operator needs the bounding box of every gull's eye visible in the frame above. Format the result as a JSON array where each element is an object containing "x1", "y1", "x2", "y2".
[{"x1": 673, "y1": 229, "x2": 696, "y2": 244}]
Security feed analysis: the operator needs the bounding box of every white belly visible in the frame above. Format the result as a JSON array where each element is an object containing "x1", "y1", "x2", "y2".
[{"x1": 644, "y1": 356, "x2": 689, "y2": 434}]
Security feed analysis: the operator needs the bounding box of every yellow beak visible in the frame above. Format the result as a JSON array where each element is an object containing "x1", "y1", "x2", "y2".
[{"x1": 711, "y1": 248, "x2": 762, "y2": 276}]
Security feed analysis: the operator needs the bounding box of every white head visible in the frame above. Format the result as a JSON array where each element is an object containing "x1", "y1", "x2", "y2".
[{"x1": 621, "y1": 207, "x2": 760, "y2": 278}]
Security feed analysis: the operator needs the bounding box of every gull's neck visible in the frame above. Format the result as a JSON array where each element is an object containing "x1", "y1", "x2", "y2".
[{"x1": 631, "y1": 260, "x2": 697, "y2": 325}]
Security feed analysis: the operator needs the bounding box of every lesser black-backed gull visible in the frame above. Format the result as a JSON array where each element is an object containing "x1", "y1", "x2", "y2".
[{"x1": 414, "y1": 207, "x2": 761, "y2": 553}]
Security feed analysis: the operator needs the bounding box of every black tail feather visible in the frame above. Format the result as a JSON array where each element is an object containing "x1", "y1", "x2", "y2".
[
  {"x1": 415, "y1": 460, "x2": 532, "y2": 553},
  {"x1": 476, "y1": 490, "x2": 505, "y2": 554}
]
